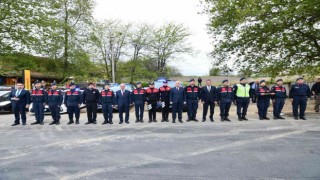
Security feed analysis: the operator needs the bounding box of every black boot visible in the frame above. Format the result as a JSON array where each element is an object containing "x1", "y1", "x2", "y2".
[{"x1": 76, "y1": 119, "x2": 79, "y2": 124}]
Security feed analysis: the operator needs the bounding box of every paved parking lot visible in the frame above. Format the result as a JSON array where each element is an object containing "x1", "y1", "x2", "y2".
[{"x1": 0, "y1": 102, "x2": 320, "y2": 179}]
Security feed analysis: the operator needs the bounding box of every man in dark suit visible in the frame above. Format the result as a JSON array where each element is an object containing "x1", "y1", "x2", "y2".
[
  {"x1": 201, "y1": 79, "x2": 216, "y2": 122},
  {"x1": 115, "y1": 83, "x2": 131, "y2": 124},
  {"x1": 10, "y1": 83, "x2": 31, "y2": 126},
  {"x1": 170, "y1": 81, "x2": 185, "y2": 123}
]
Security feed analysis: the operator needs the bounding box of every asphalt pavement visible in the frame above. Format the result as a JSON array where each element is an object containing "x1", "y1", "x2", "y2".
[{"x1": 0, "y1": 101, "x2": 319, "y2": 180}]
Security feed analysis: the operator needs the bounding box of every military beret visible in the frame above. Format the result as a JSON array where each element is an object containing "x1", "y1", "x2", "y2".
[
  {"x1": 260, "y1": 80, "x2": 266, "y2": 84},
  {"x1": 190, "y1": 79, "x2": 195, "y2": 82},
  {"x1": 240, "y1": 77, "x2": 246, "y2": 81},
  {"x1": 222, "y1": 79, "x2": 228, "y2": 83},
  {"x1": 276, "y1": 79, "x2": 283, "y2": 82},
  {"x1": 296, "y1": 77, "x2": 303, "y2": 81}
]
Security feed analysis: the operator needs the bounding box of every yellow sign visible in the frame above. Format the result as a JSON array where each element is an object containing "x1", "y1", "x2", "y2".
[{"x1": 23, "y1": 70, "x2": 31, "y2": 90}]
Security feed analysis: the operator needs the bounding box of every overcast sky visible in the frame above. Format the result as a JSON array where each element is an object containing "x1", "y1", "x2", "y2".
[{"x1": 93, "y1": 0, "x2": 213, "y2": 76}]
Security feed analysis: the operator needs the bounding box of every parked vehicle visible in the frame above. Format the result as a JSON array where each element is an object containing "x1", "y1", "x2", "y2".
[{"x1": 0, "y1": 91, "x2": 12, "y2": 112}]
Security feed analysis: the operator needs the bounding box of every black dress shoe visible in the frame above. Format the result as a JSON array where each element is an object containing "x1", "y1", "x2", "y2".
[
  {"x1": 67, "y1": 121, "x2": 74, "y2": 125},
  {"x1": 202, "y1": 119, "x2": 206, "y2": 122},
  {"x1": 278, "y1": 116, "x2": 285, "y2": 119},
  {"x1": 31, "y1": 121, "x2": 40, "y2": 125},
  {"x1": 273, "y1": 116, "x2": 278, "y2": 120},
  {"x1": 22, "y1": 123, "x2": 26, "y2": 125},
  {"x1": 119, "y1": 121, "x2": 123, "y2": 124},
  {"x1": 109, "y1": 121, "x2": 113, "y2": 124},
  {"x1": 242, "y1": 117, "x2": 248, "y2": 121},
  {"x1": 210, "y1": 118, "x2": 214, "y2": 122},
  {"x1": 179, "y1": 119, "x2": 183, "y2": 123},
  {"x1": 186, "y1": 119, "x2": 191, "y2": 122},
  {"x1": 161, "y1": 119, "x2": 165, "y2": 122},
  {"x1": 140, "y1": 120, "x2": 144, "y2": 123},
  {"x1": 85, "y1": 122, "x2": 91, "y2": 125},
  {"x1": 135, "y1": 119, "x2": 139, "y2": 123},
  {"x1": 300, "y1": 117, "x2": 307, "y2": 120},
  {"x1": 76, "y1": 120, "x2": 79, "y2": 124},
  {"x1": 194, "y1": 119, "x2": 199, "y2": 122},
  {"x1": 264, "y1": 117, "x2": 270, "y2": 120},
  {"x1": 238, "y1": 117, "x2": 243, "y2": 121},
  {"x1": 153, "y1": 119, "x2": 157, "y2": 122},
  {"x1": 125, "y1": 121, "x2": 129, "y2": 124},
  {"x1": 39, "y1": 121, "x2": 44, "y2": 125},
  {"x1": 224, "y1": 117, "x2": 231, "y2": 122},
  {"x1": 102, "y1": 121, "x2": 108, "y2": 125},
  {"x1": 220, "y1": 118, "x2": 225, "y2": 122},
  {"x1": 92, "y1": 121, "x2": 97, "y2": 124},
  {"x1": 172, "y1": 120, "x2": 176, "y2": 123},
  {"x1": 11, "y1": 123, "x2": 20, "y2": 126},
  {"x1": 259, "y1": 118, "x2": 263, "y2": 120},
  {"x1": 49, "y1": 121, "x2": 56, "y2": 125},
  {"x1": 56, "y1": 122, "x2": 60, "y2": 125},
  {"x1": 294, "y1": 116, "x2": 299, "y2": 120}
]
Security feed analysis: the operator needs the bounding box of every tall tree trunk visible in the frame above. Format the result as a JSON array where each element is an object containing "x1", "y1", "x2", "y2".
[{"x1": 63, "y1": 0, "x2": 69, "y2": 76}]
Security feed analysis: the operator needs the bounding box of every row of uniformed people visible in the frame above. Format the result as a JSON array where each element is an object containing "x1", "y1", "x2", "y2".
[{"x1": 10, "y1": 77, "x2": 311, "y2": 126}]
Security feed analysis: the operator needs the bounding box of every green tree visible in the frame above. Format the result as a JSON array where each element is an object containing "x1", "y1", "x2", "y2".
[
  {"x1": 150, "y1": 22, "x2": 193, "y2": 76},
  {"x1": 203, "y1": 0, "x2": 320, "y2": 77},
  {"x1": 90, "y1": 19, "x2": 131, "y2": 82},
  {"x1": 209, "y1": 67, "x2": 221, "y2": 76},
  {"x1": 0, "y1": 0, "x2": 52, "y2": 53}
]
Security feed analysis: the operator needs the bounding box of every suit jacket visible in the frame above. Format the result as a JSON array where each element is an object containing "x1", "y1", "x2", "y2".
[
  {"x1": 170, "y1": 87, "x2": 185, "y2": 103},
  {"x1": 201, "y1": 86, "x2": 216, "y2": 103},
  {"x1": 115, "y1": 89, "x2": 131, "y2": 106},
  {"x1": 9, "y1": 89, "x2": 31, "y2": 105}
]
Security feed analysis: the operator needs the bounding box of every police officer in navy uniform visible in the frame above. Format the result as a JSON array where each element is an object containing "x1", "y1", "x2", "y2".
[
  {"x1": 185, "y1": 79, "x2": 201, "y2": 122},
  {"x1": 233, "y1": 77, "x2": 250, "y2": 121},
  {"x1": 289, "y1": 77, "x2": 311, "y2": 120},
  {"x1": 271, "y1": 79, "x2": 287, "y2": 119},
  {"x1": 131, "y1": 82, "x2": 146, "y2": 123},
  {"x1": 159, "y1": 81, "x2": 171, "y2": 122},
  {"x1": 31, "y1": 80, "x2": 47, "y2": 125},
  {"x1": 83, "y1": 82, "x2": 100, "y2": 125},
  {"x1": 201, "y1": 79, "x2": 216, "y2": 122},
  {"x1": 10, "y1": 82, "x2": 31, "y2": 126},
  {"x1": 216, "y1": 80, "x2": 233, "y2": 122},
  {"x1": 65, "y1": 83, "x2": 82, "y2": 124},
  {"x1": 47, "y1": 82, "x2": 63, "y2": 125},
  {"x1": 146, "y1": 82, "x2": 160, "y2": 123},
  {"x1": 256, "y1": 80, "x2": 274, "y2": 120},
  {"x1": 100, "y1": 83, "x2": 115, "y2": 124}
]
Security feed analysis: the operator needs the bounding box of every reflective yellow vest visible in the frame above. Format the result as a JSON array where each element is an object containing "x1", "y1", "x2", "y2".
[{"x1": 236, "y1": 84, "x2": 250, "y2": 98}]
